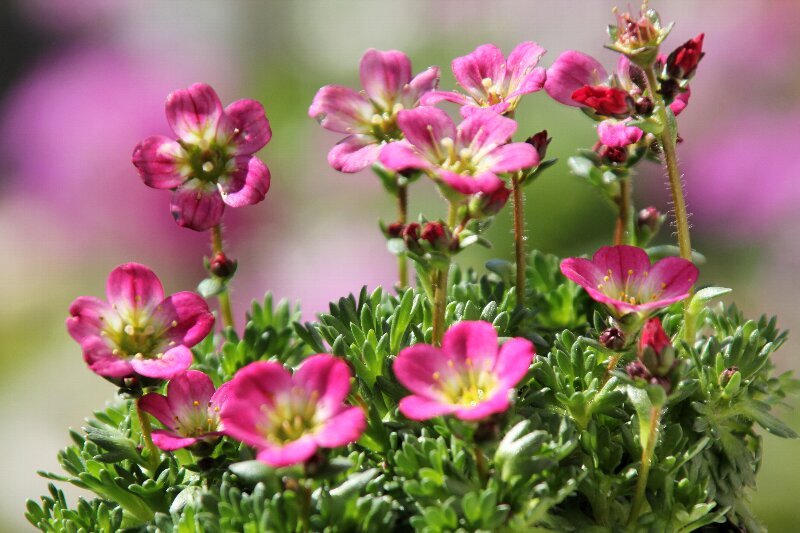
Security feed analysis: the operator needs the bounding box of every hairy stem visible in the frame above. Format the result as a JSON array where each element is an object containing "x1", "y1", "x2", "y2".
[
  {"x1": 210, "y1": 224, "x2": 235, "y2": 330},
  {"x1": 397, "y1": 183, "x2": 409, "y2": 289},
  {"x1": 627, "y1": 406, "x2": 660, "y2": 527},
  {"x1": 431, "y1": 267, "x2": 449, "y2": 347},
  {"x1": 614, "y1": 175, "x2": 634, "y2": 246},
  {"x1": 511, "y1": 172, "x2": 527, "y2": 308}
]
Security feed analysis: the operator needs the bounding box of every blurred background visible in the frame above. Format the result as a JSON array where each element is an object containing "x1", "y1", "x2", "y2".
[{"x1": 0, "y1": 0, "x2": 797, "y2": 530}]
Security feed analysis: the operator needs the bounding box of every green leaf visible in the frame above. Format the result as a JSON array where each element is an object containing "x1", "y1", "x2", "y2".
[
  {"x1": 197, "y1": 277, "x2": 224, "y2": 298},
  {"x1": 688, "y1": 287, "x2": 733, "y2": 315}
]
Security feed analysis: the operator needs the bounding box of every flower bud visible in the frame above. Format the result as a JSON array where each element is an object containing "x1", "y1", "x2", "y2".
[
  {"x1": 469, "y1": 186, "x2": 511, "y2": 219},
  {"x1": 608, "y1": 8, "x2": 671, "y2": 68},
  {"x1": 666, "y1": 33, "x2": 705, "y2": 80},
  {"x1": 599, "y1": 327, "x2": 626, "y2": 351},
  {"x1": 638, "y1": 317, "x2": 675, "y2": 377},
  {"x1": 597, "y1": 145, "x2": 628, "y2": 165},
  {"x1": 637, "y1": 207, "x2": 661, "y2": 233},
  {"x1": 634, "y1": 96, "x2": 654, "y2": 116},
  {"x1": 402, "y1": 223, "x2": 423, "y2": 254},
  {"x1": 210, "y1": 252, "x2": 237, "y2": 279},
  {"x1": 525, "y1": 130, "x2": 551, "y2": 160},
  {"x1": 421, "y1": 221, "x2": 452, "y2": 252},
  {"x1": 385, "y1": 222, "x2": 405, "y2": 239},
  {"x1": 719, "y1": 366, "x2": 739, "y2": 387},
  {"x1": 571, "y1": 85, "x2": 632, "y2": 117}
]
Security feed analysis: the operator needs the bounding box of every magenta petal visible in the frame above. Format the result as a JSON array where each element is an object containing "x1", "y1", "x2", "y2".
[
  {"x1": 404, "y1": 66, "x2": 441, "y2": 105},
  {"x1": 308, "y1": 85, "x2": 373, "y2": 134},
  {"x1": 82, "y1": 337, "x2": 132, "y2": 378},
  {"x1": 454, "y1": 390, "x2": 510, "y2": 420},
  {"x1": 106, "y1": 263, "x2": 164, "y2": 312},
  {"x1": 485, "y1": 142, "x2": 539, "y2": 173},
  {"x1": 393, "y1": 344, "x2": 452, "y2": 398},
  {"x1": 506, "y1": 42, "x2": 546, "y2": 86},
  {"x1": 166, "y1": 83, "x2": 223, "y2": 141},
  {"x1": 153, "y1": 292, "x2": 214, "y2": 346},
  {"x1": 457, "y1": 110, "x2": 517, "y2": 154},
  {"x1": 396, "y1": 107, "x2": 456, "y2": 158},
  {"x1": 327, "y1": 135, "x2": 382, "y2": 173},
  {"x1": 220, "y1": 156, "x2": 271, "y2": 207},
  {"x1": 419, "y1": 90, "x2": 470, "y2": 107},
  {"x1": 130, "y1": 345, "x2": 192, "y2": 379},
  {"x1": 293, "y1": 355, "x2": 352, "y2": 410},
  {"x1": 592, "y1": 245, "x2": 651, "y2": 284},
  {"x1": 670, "y1": 86, "x2": 691, "y2": 116},
  {"x1": 138, "y1": 392, "x2": 176, "y2": 428},
  {"x1": 166, "y1": 370, "x2": 216, "y2": 414},
  {"x1": 598, "y1": 120, "x2": 643, "y2": 148},
  {"x1": 452, "y1": 44, "x2": 505, "y2": 99},
  {"x1": 399, "y1": 395, "x2": 458, "y2": 421},
  {"x1": 645, "y1": 257, "x2": 699, "y2": 300},
  {"x1": 441, "y1": 320, "x2": 498, "y2": 367},
  {"x1": 494, "y1": 338, "x2": 535, "y2": 388},
  {"x1": 224, "y1": 99, "x2": 272, "y2": 154},
  {"x1": 314, "y1": 406, "x2": 365, "y2": 447},
  {"x1": 379, "y1": 141, "x2": 431, "y2": 172},
  {"x1": 151, "y1": 431, "x2": 198, "y2": 451},
  {"x1": 170, "y1": 180, "x2": 225, "y2": 231},
  {"x1": 440, "y1": 170, "x2": 503, "y2": 196},
  {"x1": 132, "y1": 136, "x2": 185, "y2": 189},
  {"x1": 67, "y1": 296, "x2": 111, "y2": 343},
  {"x1": 560, "y1": 257, "x2": 602, "y2": 290},
  {"x1": 545, "y1": 50, "x2": 608, "y2": 106},
  {"x1": 508, "y1": 67, "x2": 546, "y2": 98},
  {"x1": 210, "y1": 381, "x2": 232, "y2": 412},
  {"x1": 255, "y1": 437, "x2": 318, "y2": 468},
  {"x1": 360, "y1": 49, "x2": 412, "y2": 108}
]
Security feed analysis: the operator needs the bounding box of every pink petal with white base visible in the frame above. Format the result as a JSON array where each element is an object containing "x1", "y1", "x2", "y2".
[
  {"x1": 598, "y1": 121, "x2": 643, "y2": 148},
  {"x1": 152, "y1": 292, "x2": 214, "y2": 346},
  {"x1": 506, "y1": 42, "x2": 546, "y2": 92},
  {"x1": 396, "y1": 107, "x2": 456, "y2": 158},
  {"x1": 643, "y1": 256, "x2": 698, "y2": 300},
  {"x1": 308, "y1": 85, "x2": 373, "y2": 134},
  {"x1": 131, "y1": 136, "x2": 185, "y2": 189},
  {"x1": 106, "y1": 263, "x2": 164, "y2": 313},
  {"x1": 166, "y1": 370, "x2": 216, "y2": 413},
  {"x1": 379, "y1": 141, "x2": 432, "y2": 173},
  {"x1": 82, "y1": 337, "x2": 133, "y2": 378},
  {"x1": 593, "y1": 245, "x2": 652, "y2": 283},
  {"x1": 441, "y1": 321, "x2": 499, "y2": 367},
  {"x1": 545, "y1": 51, "x2": 608, "y2": 106},
  {"x1": 327, "y1": 135, "x2": 382, "y2": 173},
  {"x1": 220, "y1": 155, "x2": 270, "y2": 208},
  {"x1": 130, "y1": 345, "x2": 193, "y2": 380},
  {"x1": 508, "y1": 68, "x2": 546, "y2": 98},
  {"x1": 359, "y1": 49, "x2": 412, "y2": 109},
  {"x1": 440, "y1": 170, "x2": 503, "y2": 196},
  {"x1": 393, "y1": 344, "x2": 454, "y2": 398},
  {"x1": 458, "y1": 110, "x2": 517, "y2": 155},
  {"x1": 224, "y1": 99, "x2": 272, "y2": 154},
  {"x1": 170, "y1": 180, "x2": 225, "y2": 231},
  {"x1": 67, "y1": 296, "x2": 111, "y2": 343},
  {"x1": 452, "y1": 44, "x2": 505, "y2": 99},
  {"x1": 293, "y1": 355, "x2": 352, "y2": 411},
  {"x1": 419, "y1": 90, "x2": 471, "y2": 107},
  {"x1": 404, "y1": 66, "x2": 441, "y2": 104},
  {"x1": 166, "y1": 83, "x2": 223, "y2": 141},
  {"x1": 454, "y1": 391, "x2": 511, "y2": 420}
]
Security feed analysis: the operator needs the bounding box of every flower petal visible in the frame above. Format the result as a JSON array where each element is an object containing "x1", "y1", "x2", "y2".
[
  {"x1": 82, "y1": 337, "x2": 132, "y2": 378},
  {"x1": 592, "y1": 245, "x2": 651, "y2": 285},
  {"x1": 396, "y1": 107, "x2": 456, "y2": 158},
  {"x1": 403, "y1": 66, "x2": 441, "y2": 106},
  {"x1": 597, "y1": 120, "x2": 643, "y2": 147},
  {"x1": 327, "y1": 135, "x2": 382, "y2": 173},
  {"x1": 454, "y1": 390, "x2": 511, "y2": 420},
  {"x1": 670, "y1": 86, "x2": 691, "y2": 116},
  {"x1": 494, "y1": 338, "x2": 535, "y2": 388},
  {"x1": 138, "y1": 392, "x2": 176, "y2": 428},
  {"x1": 152, "y1": 292, "x2": 214, "y2": 347},
  {"x1": 131, "y1": 136, "x2": 185, "y2": 189},
  {"x1": 441, "y1": 320, "x2": 499, "y2": 368},
  {"x1": 393, "y1": 344, "x2": 453, "y2": 398},
  {"x1": 439, "y1": 170, "x2": 503, "y2": 196},
  {"x1": 505, "y1": 41, "x2": 546, "y2": 93},
  {"x1": 308, "y1": 85, "x2": 373, "y2": 134},
  {"x1": 483, "y1": 142, "x2": 538, "y2": 173},
  {"x1": 170, "y1": 180, "x2": 225, "y2": 231},
  {"x1": 545, "y1": 50, "x2": 608, "y2": 106},
  {"x1": 399, "y1": 395, "x2": 458, "y2": 421},
  {"x1": 165, "y1": 370, "x2": 216, "y2": 416},
  {"x1": 379, "y1": 140, "x2": 431, "y2": 172},
  {"x1": 314, "y1": 406, "x2": 365, "y2": 447},
  {"x1": 419, "y1": 90, "x2": 471, "y2": 107},
  {"x1": 644, "y1": 257, "x2": 699, "y2": 302},
  {"x1": 150, "y1": 431, "x2": 199, "y2": 451},
  {"x1": 223, "y1": 99, "x2": 272, "y2": 154},
  {"x1": 293, "y1": 355, "x2": 353, "y2": 411},
  {"x1": 255, "y1": 437, "x2": 318, "y2": 467},
  {"x1": 508, "y1": 68, "x2": 546, "y2": 98},
  {"x1": 219, "y1": 155, "x2": 271, "y2": 207},
  {"x1": 452, "y1": 44, "x2": 505, "y2": 100},
  {"x1": 360, "y1": 49, "x2": 412, "y2": 109},
  {"x1": 67, "y1": 296, "x2": 112, "y2": 343},
  {"x1": 166, "y1": 83, "x2": 223, "y2": 142},
  {"x1": 457, "y1": 110, "x2": 517, "y2": 156},
  {"x1": 130, "y1": 345, "x2": 192, "y2": 379},
  {"x1": 106, "y1": 263, "x2": 164, "y2": 313}
]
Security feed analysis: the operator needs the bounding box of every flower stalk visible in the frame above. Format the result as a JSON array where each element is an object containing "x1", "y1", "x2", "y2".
[
  {"x1": 397, "y1": 182, "x2": 409, "y2": 289},
  {"x1": 627, "y1": 405, "x2": 661, "y2": 528},
  {"x1": 511, "y1": 172, "x2": 526, "y2": 307},
  {"x1": 614, "y1": 175, "x2": 633, "y2": 246},
  {"x1": 210, "y1": 224, "x2": 235, "y2": 330},
  {"x1": 136, "y1": 398, "x2": 161, "y2": 473}
]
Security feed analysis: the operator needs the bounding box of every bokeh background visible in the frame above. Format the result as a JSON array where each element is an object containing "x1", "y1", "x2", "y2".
[{"x1": 1, "y1": 0, "x2": 797, "y2": 530}]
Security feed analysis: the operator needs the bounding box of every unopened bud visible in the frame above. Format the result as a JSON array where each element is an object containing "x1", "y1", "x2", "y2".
[
  {"x1": 638, "y1": 318, "x2": 675, "y2": 377},
  {"x1": 525, "y1": 130, "x2": 551, "y2": 160},
  {"x1": 634, "y1": 96, "x2": 654, "y2": 115},
  {"x1": 468, "y1": 186, "x2": 511, "y2": 219},
  {"x1": 719, "y1": 366, "x2": 739, "y2": 386},
  {"x1": 637, "y1": 207, "x2": 661, "y2": 233},
  {"x1": 421, "y1": 221, "x2": 452, "y2": 252},
  {"x1": 402, "y1": 223, "x2": 423, "y2": 254},
  {"x1": 210, "y1": 252, "x2": 237, "y2": 279},
  {"x1": 597, "y1": 145, "x2": 628, "y2": 165},
  {"x1": 385, "y1": 222, "x2": 404, "y2": 239},
  {"x1": 599, "y1": 327, "x2": 626, "y2": 351},
  {"x1": 666, "y1": 33, "x2": 705, "y2": 80}
]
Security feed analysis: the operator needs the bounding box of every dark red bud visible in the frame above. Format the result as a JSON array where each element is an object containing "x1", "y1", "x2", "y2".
[
  {"x1": 626, "y1": 360, "x2": 652, "y2": 381},
  {"x1": 667, "y1": 33, "x2": 705, "y2": 80},
  {"x1": 386, "y1": 222, "x2": 405, "y2": 239},
  {"x1": 599, "y1": 327, "x2": 626, "y2": 351},
  {"x1": 719, "y1": 366, "x2": 739, "y2": 386},
  {"x1": 526, "y1": 130, "x2": 551, "y2": 160},
  {"x1": 571, "y1": 85, "x2": 632, "y2": 117},
  {"x1": 469, "y1": 186, "x2": 511, "y2": 218},
  {"x1": 210, "y1": 252, "x2": 236, "y2": 279},
  {"x1": 598, "y1": 145, "x2": 628, "y2": 164},
  {"x1": 402, "y1": 223, "x2": 423, "y2": 254},
  {"x1": 637, "y1": 207, "x2": 661, "y2": 232},
  {"x1": 635, "y1": 96, "x2": 654, "y2": 115},
  {"x1": 421, "y1": 221, "x2": 451, "y2": 252}
]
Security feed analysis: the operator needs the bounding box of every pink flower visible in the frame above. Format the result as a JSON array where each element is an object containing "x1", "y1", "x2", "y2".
[
  {"x1": 544, "y1": 51, "x2": 609, "y2": 106},
  {"x1": 421, "y1": 42, "x2": 546, "y2": 116},
  {"x1": 379, "y1": 107, "x2": 538, "y2": 195},
  {"x1": 67, "y1": 263, "x2": 214, "y2": 380},
  {"x1": 219, "y1": 355, "x2": 365, "y2": 467},
  {"x1": 393, "y1": 321, "x2": 535, "y2": 421},
  {"x1": 309, "y1": 49, "x2": 439, "y2": 173},
  {"x1": 139, "y1": 370, "x2": 230, "y2": 451},
  {"x1": 132, "y1": 83, "x2": 272, "y2": 231},
  {"x1": 560, "y1": 245, "x2": 698, "y2": 316},
  {"x1": 597, "y1": 120, "x2": 643, "y2": 148}
]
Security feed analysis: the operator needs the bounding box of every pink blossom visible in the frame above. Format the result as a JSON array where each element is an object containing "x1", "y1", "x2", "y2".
[
  {"x1": 544, "y1": 50, "x2": 609, "y2": 106},
  {"x1": 139, "y1": 370, "x2": 230, "y2": 451},
  {"x1": 597, "y1": 120, "x2": 643, "y2": 148},
  {"x1": 309, "y1": 49, "x2": 439, "y2": 173},
  {"x1": 393, "y1": 321, "x2": 535, "y2": 421},
  {"x1": 219, "y1": 355, "x2": 365, "y2": 467},
  {"x1": 132, "y1": 83, "x2": 272, "y2": 231},
  {"x1": 67, "y1": 263, "x2": 214, "y2": 380},
  {"x1": 560, "y1": 245, "x2": 698, "y2": 316},
  {"x1": 421, "y1": 42, "x2": 546, "y2": 116},
  {"x1": 379, "y1": 107, "x2": 538, "y2": 195}
]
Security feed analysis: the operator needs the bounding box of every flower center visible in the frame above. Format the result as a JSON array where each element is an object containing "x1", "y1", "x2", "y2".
[
  {"x1": 595, "y1": 268, "x2": 666, "y2": 305},
  {"x1": 369, "y1": 102, "x2": 403, "y2": 141},
  {"x1": 102, "y1": 310, "x2": 173, "y2": 360},
  {"x1": 259, "y1": 389, "x2": 322, "y2": 445},
  {"x1": 180, "y1": 141, "x2": 232, "y2": 183},
  {"x1": 434, "y1": 358, "x2": 498, "y2": 407},
  {"x1": 174, "y1": 401, "x2": 220, "y2": 437},
  {"x1": 438, "y1": 137, "x2": 479, "y2": 176}
]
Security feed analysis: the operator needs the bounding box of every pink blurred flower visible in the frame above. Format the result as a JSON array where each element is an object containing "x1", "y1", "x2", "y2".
[
  {"x1": 220, "y1": 355, "x2": 365, "y2": 467},
  {"x1": 67, "y1": 263, "x2": 214, "y2": 380},
  {"x1": 560, "y1": 245, "x2": 698, "y2": 316},
  {"x1": 139, "y1": 370, "x2": 230, "y2": 451},
  {"x1": 379, "y1": 107, "x2": 538, "y2": 195},
  {"x1": 309, "y1": 49, "x2": 439, "y2": 173},
  {"x1": 133, "y1": 83, "x2": 272, "y2": 231},
  {"x1": 421, "y1": 42, "x2": 546, "y2": 116},
  {"x1": 597, "y1": 120, "x2": 643, "y2": 147},
  {"x1": 393, "y1": 321, "x2": 535, "y2": 421}
]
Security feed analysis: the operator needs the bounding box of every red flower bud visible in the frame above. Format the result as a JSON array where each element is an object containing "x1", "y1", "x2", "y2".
[
  {"x1": 402, "y1": 223, "x2": 423, "y2": 254},
  {"x1": 667, "y1": 33, "x2": 705, "y2": 80},
  {"x1": 599, "y1": 327, "x2": 626, "y2": 351},
  {"x1": 385, "y1": 222, "x2": 405, "y2": 239},
  {"x1": 597, "y1": 145, "x2": 628, "y2": 165},
  {"x1": 571, "y1": 85, "x2": 632, "y2": 117},
  {"x1": 469, "y1": 186, "x2": 511, "y2": 218},
  {"x1": 639, "y1": 318, "x2": 671, "y2": 358},
  {"x1": 637, "y1": 207, "x2": 661, "y2": 232},
  {"x1": 421, "y1": 221, "x2": 452, "y2": 252},
  {"x1": 526, "y1": 130, "x2": 551, "y2": 160},
  {"x1": 210, "y1": 252, "x2": 237, "y2": 279}
]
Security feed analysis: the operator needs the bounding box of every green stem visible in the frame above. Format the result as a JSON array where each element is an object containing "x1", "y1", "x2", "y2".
[
  {"x1": 210, "y1": 224, "x2": 235, "y2": 330},
  {"x1": 136, "y1": 398, "x2": 161, "y2": 474},
  {"x1": 431, "y1": 267, "x2": 449, "y2": 347},
  {"x1": 644, "y1": 67, "x2": 695, "y2": 344},
  {"x1": 397, "y1": 183, "x2": 409, "y2": 289},
  {"x1": 627, "y1": 406, "x2": 660, "y2": 528},
  {"x1": 474, "y1": 445, "x2": 489, "y2": 486},
  {"x1": 614, "y1": 175, "x2": 634, "y2": 246},
  {"x1": 511, "y1": 172, "x2": 526, "y2": 308}
]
